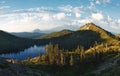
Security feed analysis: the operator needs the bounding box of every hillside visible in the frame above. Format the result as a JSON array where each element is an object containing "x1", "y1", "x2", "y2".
[
  {"x1": 38, "y1": 29, "x2": 73, "y2": 39},
  {"x1": 0, "y1": 30, "x2": 35, "y2": 53},
  {"x1": 36, "y1": 23, "x2": 119, "y2": 50},
  {"x1": 0, "y1": 23, "x2": 120, "y2": 76},
  {"x1": 0, "y1": 23, "x2": 119, "y2": 52},
  {"x1": 79, "y1": 23, "x2": 116, "y2": 40},
  {"x1": 116, "y1": 34, "x2": 120, "y2": 38}
]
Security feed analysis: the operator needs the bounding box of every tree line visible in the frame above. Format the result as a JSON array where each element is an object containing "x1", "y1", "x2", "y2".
[{"x1": 26, "y1": 42, "x2": 120, "y2": 66}]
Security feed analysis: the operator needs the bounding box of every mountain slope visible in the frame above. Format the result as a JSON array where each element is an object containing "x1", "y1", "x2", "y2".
[
  {"x1": 37, "y1": 29, "x2": 73, "y2": 39},
  {"x1": 1, "y1": 23, "x2": 119, "y2": 53},
  {"x1": 79, "y1": 23, "x2": 115, "y2": 39},
  {"x1": 52, "y1": 30, "x2": 103, "y2": 50},
  {"x1": 116, "y1": 34, "x2": 120, "y2": 38},
  {"x1": 36, "y1": 23, "x2": 119, "y2": 50},
  {"x1": 79, "y1": 23, "x2": 119, "y2": 45},
  {"x1": 0, "y1": 30, "x2": 35, "y2": 53}
]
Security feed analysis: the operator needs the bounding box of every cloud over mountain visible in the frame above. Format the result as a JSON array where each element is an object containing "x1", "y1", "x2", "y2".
[{"x1": 0, "y1": 0, "x2": 119, "y2": 33}]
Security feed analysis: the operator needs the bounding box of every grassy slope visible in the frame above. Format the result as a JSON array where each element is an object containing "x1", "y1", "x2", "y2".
[
  {"x1": 79, "y1": 23, "x2": 118, "y2": 44},
  {"x1": 37, "y1": 29, "x2": 73, "y2": 39}
]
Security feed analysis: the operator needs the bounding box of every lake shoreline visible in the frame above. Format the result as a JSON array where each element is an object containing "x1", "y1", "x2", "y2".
[{"x1": 0, "y1": 45, "x2": 45, "y2": 60}]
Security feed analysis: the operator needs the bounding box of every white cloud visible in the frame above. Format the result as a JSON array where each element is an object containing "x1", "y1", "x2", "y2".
[
  {"x1": 73, "y1": 7, "x2": 83, "y2": 13},
  {"x1": 89, "y1": 1, "x2": 95, "y2": 9},
  {"x1": 95, "y1": 0, "x2": 111, "y2": 4},
  {"x1": 0, "y1": 3, "x2": 120, "y2": 33},
  {"x1": 58, "y1": 5, "x2": 72, "y2": 12},
  {"x1": 42, "y1": 14, "x2": 51, "y2": 21},
  {"x1": 66, "y1": 13, "x2": 72, "y2": 16},
  {"x1": 75, "y1": 13, "x2": 81, "y2": 18},
  {"x1": 0, "y1": 6, "x2": 10, "y2": 10},
  {"x1": 91, "y1": 13, "x2": 103, "y2": 20},
  {"x1": 0, "y1": 8, "x2": 68, "y2": 32},
  {"x1": 104, "y1": 0, "x2": 110, "y2": 3},
  {"x1": 71, "y1": 18, "x2": 91, "y2": 25},
  {"x1": 111, "y1": 25, "x2": 119, "y2": 29},
  {"x1": 53, "y1": 13, "x2": 66, "y2": 20},
  {"x1": 118, "y1": 19, "x2": 120, "y2": 23},
  {"x1": 59, "y1": 5, "x2": 84, "y2": 14},
  {"x1": 89, "y1": 0, "x2": 111, "y2": 6},
  {"x1": 96, "y1": 0, "x2": 101, "y2": 4}
]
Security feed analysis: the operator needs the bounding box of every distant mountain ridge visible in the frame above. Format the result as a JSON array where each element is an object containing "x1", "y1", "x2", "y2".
[{"x1": 11, "y1": 32, "x2": 44, "y2": 38}]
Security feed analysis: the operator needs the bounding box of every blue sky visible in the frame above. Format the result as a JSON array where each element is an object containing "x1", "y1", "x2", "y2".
[{"x1": 0, "y1": 0, "x2": 120, "y2": 33}]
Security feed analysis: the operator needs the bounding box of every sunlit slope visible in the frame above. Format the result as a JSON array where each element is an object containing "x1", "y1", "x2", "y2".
[
  {"x1": 37, "y1": 29, "x2": 73, "y2": 39},
  {"x1": 36, "y1": 23, "x2": 120, "y2": 50}
]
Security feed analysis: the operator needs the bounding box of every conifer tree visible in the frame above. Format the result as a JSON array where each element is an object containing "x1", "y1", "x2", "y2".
[
  {"x1": 54, "y1": 44, "x2": 59, "y2": 64},
  {"x1": 46, "y1": 42, "x2": 54, "y2": 64},
  {"x1": 80, "y1": 46, "x2": 85, "y2": 62},
  {"x1": 54, "y1": 44, "x2": 59, "y2": 54},
  {"x1": 70, "y1": 54, "x2": 74, "y2": 66},
  {"x1": 75, "y1": 45, "x2": 80, "y2": 54},
  {"x1": 105, "y1": 43, "x2": 108, "y2": 51},
  {"x1": 60, "y1": 50, "x2": 65, "y2": 65}
]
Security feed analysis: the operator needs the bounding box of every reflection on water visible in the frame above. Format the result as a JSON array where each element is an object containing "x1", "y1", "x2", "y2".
[{"x1": 0, "y1": 45, "x2": 45, "y2": 60}]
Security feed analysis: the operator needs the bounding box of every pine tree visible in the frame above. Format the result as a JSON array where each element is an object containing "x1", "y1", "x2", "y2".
[
  {"x1": 70, "y1": 54, "x2": 74, "y2": 66},
  {"x1": 105, "y1": 43, "x2": 108, "y2": 51},
  {"x1": 54, "y1": 44, "x2": 59, "y2": 64},
  {"x1": 80, "y1": 46, "x2": 85, "y2": 63},
  {"x1": 54, "y1": 44, "x2": 59, "y2": 54},
  {"x1": 91, "y1": 47, "x2": 97, "y2": 62},
  {"x1": 45, "y1": 42, "x2": 54, "y2": 64},
  {"x1": 75, "y1": 45, "x2": 80, "y2": 54},
  {"x1": 60, "y1": 50, "x2": 64, "y2": 65}
]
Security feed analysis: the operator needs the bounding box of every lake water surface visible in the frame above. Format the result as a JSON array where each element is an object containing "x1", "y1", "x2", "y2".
[{"x1": 0, "y1": 45, "x2": 45, "y2": 60}]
